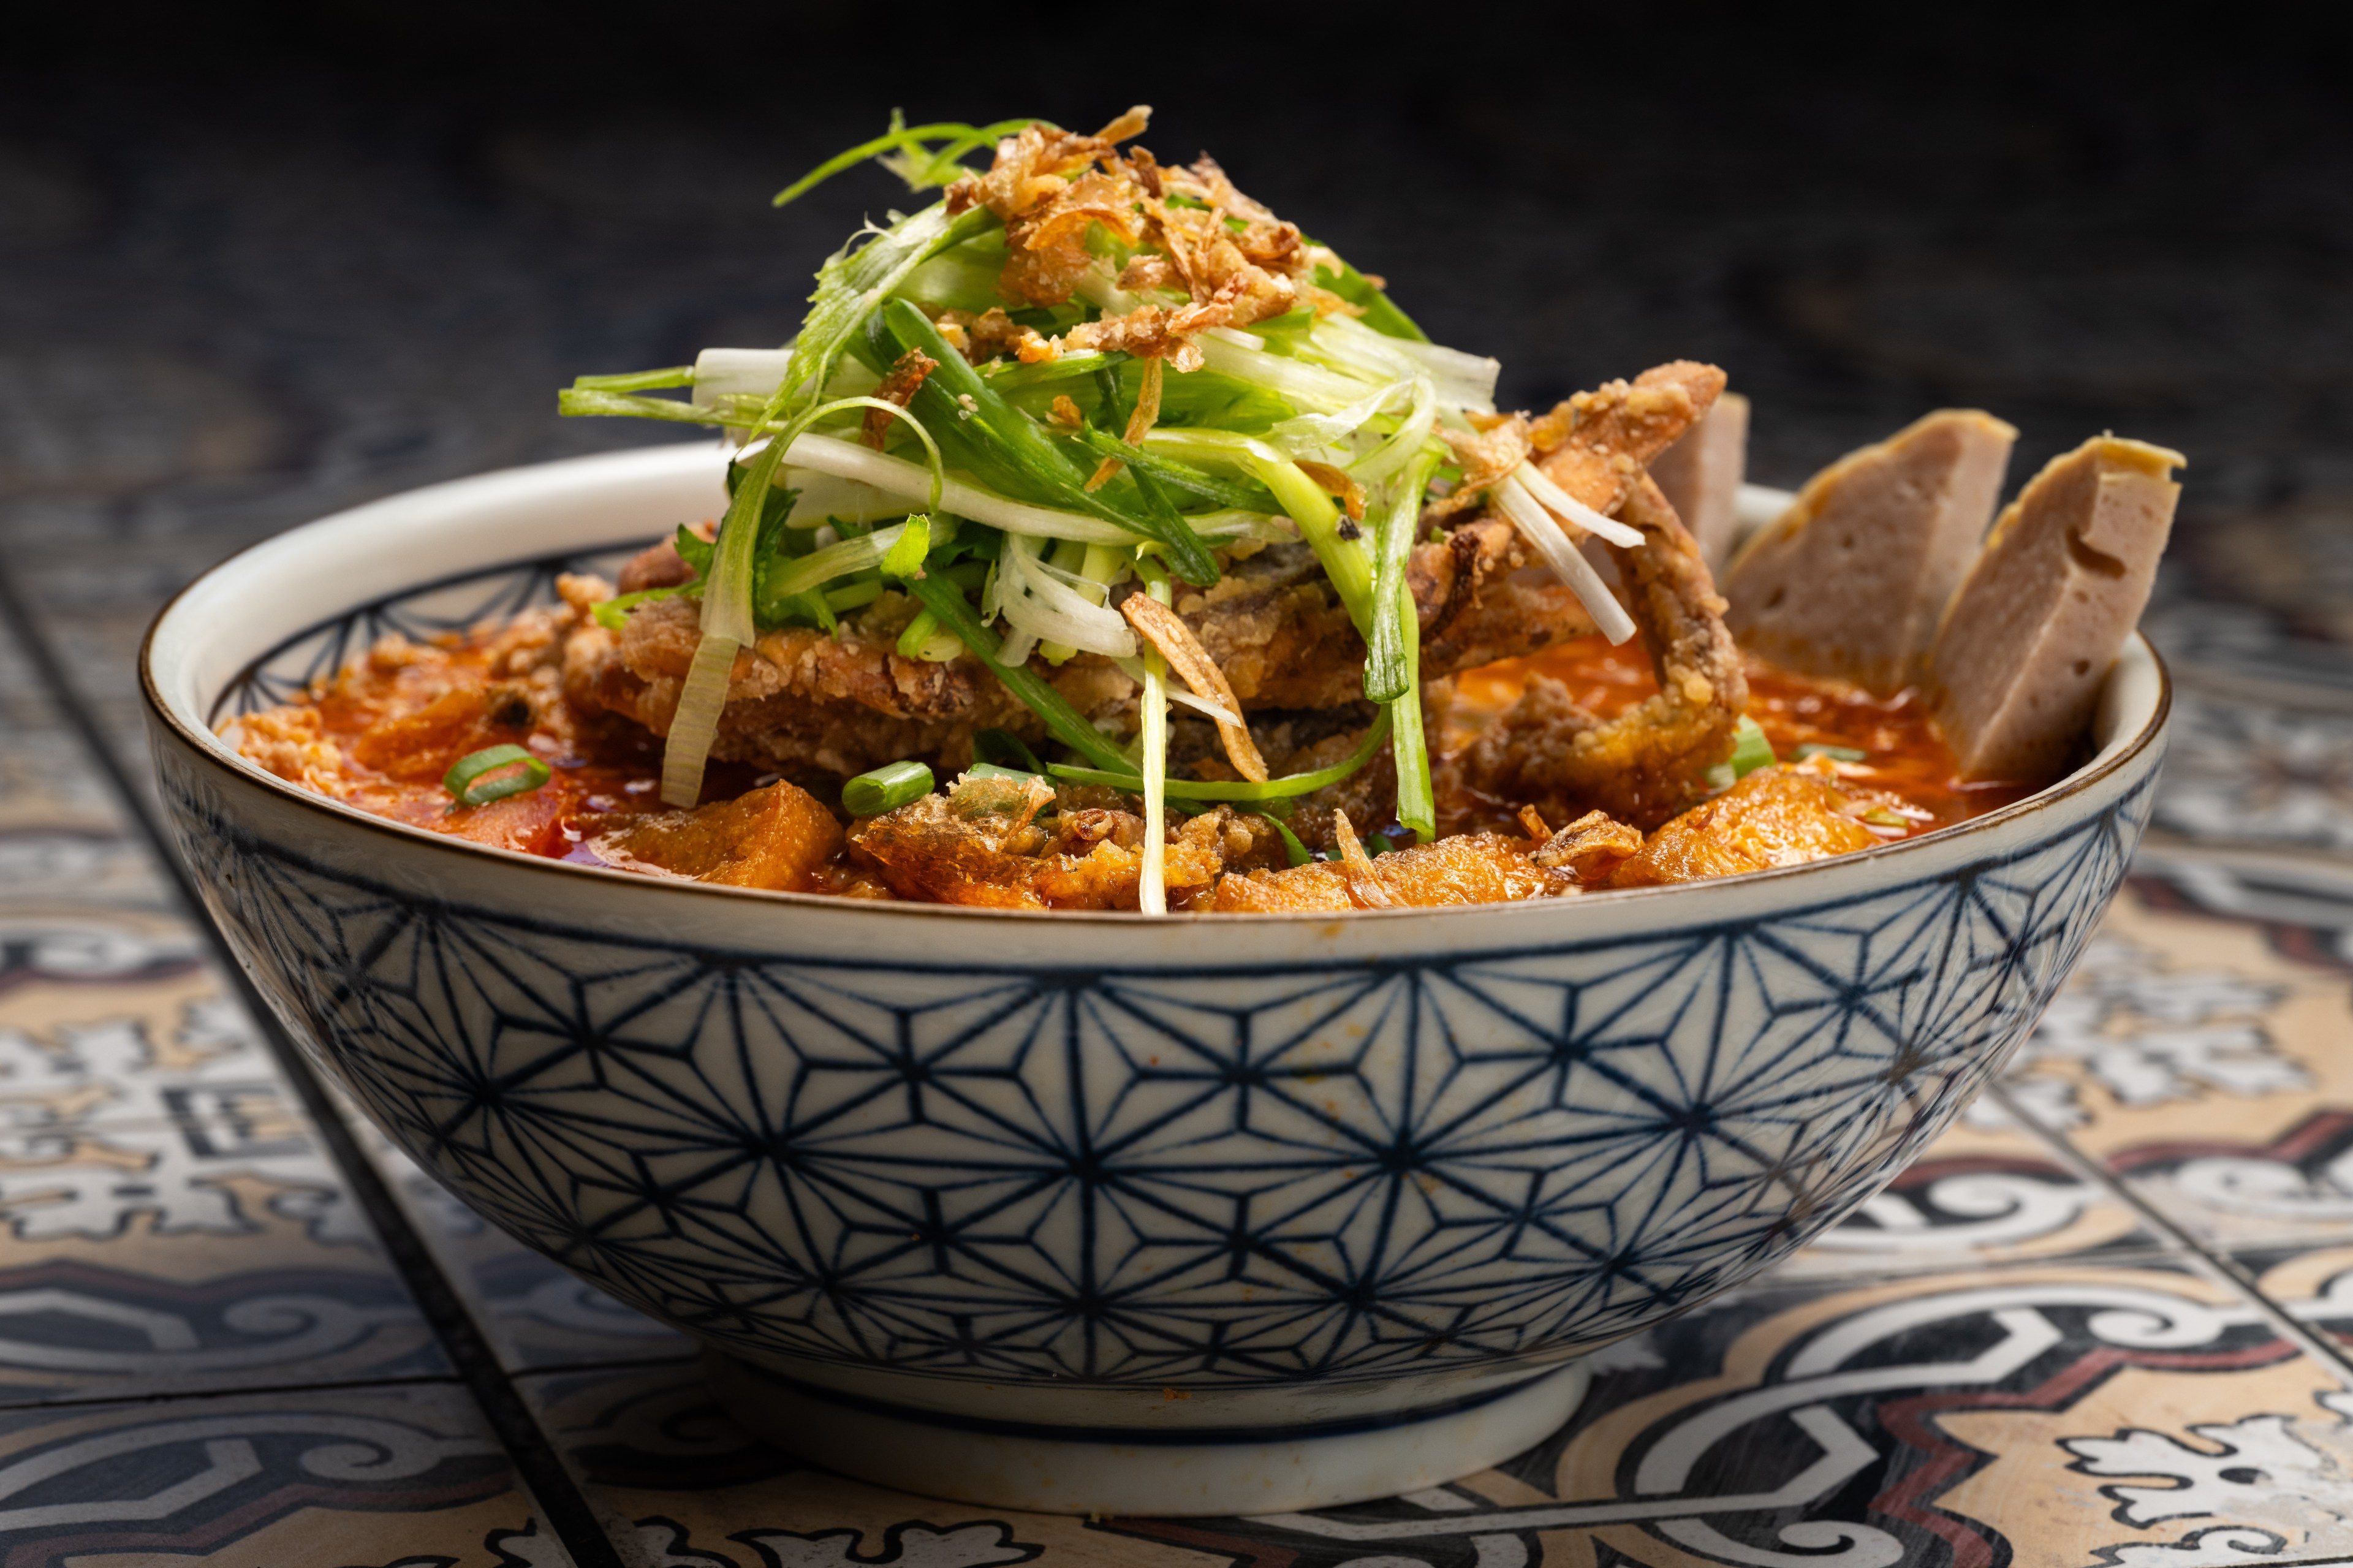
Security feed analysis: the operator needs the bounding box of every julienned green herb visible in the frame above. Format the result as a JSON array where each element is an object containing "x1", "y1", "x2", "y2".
[{"x1": 559, "y1": 108, "x2": 1627, "y2": 909}]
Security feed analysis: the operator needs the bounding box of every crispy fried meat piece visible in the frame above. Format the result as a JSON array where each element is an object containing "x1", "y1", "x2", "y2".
[
  {"x1": 1456, "y1": 473, "x2": 1747, "y2": 829},
  {"x1": 570, "y1": 594, "x2": 1040, "y2": 779},
  {"x1": 574, "y1": 362, "x2": 1732, "y2": 788},
  {"x1": 1211, "y1": 830, "x2": 1575, "y2": 912},
  {"x1": 1610, "y1": 757, "x2": 1912, "y2": 887},
  {"x1": 594, "y1": 780, "x2": 843, "y2": 892},
  {"x1": 849, "y1": 776, "x2": 1286, "y2": 911},
  {"x1": 1414, "y1": 362, "x2": 1727, "y2": 665},
  {"x1": 617, "y1": 539, "x2": 693, "y2": 594}
]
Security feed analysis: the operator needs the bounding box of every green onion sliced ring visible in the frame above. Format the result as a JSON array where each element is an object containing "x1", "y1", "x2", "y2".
[
  {"x1": 843, "y1": 759, "x2": 936, "y2": 816},
  {"x1": 878, "y1": 513, "x2": 933, "y2": 579},
  {"x1": 965, "y1": 762, "x2": 1044, "y2": 784},
  {"x1": 443, "y1": 745, "x2": 551, "y2": 808},
  {"x1": 1794, "y1": 742, "x2": 1868, "y2": 763}
]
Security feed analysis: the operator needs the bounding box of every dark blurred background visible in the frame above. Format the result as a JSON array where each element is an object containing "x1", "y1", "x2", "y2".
[{"x1": 7, "y1": 6, "x2": 2353, "y2": 752}]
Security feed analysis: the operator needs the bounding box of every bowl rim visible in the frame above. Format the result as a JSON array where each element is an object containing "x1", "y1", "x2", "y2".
[{"x1": 140, "y1": 459, "x2": 2173, "y2": 928}]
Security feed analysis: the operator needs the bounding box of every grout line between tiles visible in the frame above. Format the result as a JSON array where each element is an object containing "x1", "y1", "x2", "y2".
[
  {"x1": 1991, "y1": 1081, "x2": 2353, "y2": 1388},
  {"x1": 0, "y1": 1349, "x2": 707, "y2": 1421},
  {"x1": 0, "y1": 563, "x2": 629, "y2": 1568},
  {"x1": 0, "y1": 1369, "x2": 460, "y2": 1417}
]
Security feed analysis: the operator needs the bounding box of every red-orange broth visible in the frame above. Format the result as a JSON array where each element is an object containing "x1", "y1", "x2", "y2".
[{"x1": 1444, "y1": 635, "x2": 2037, "y2": 833}]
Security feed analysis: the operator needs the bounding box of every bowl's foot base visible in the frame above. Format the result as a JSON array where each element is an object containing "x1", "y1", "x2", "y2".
[{"x1": 701, "y1": 1350, "x2": 1590, "y2": 1517}]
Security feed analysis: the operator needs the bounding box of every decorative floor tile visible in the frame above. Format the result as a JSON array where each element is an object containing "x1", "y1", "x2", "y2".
[
  {"x1": 1999, "y1": 887, "x2": 2353, "y2": 1254},
  {"x1": 2131, "y1": 846, "x2": 2353, "y2": 972},
  {"x1": 0, "y1": 1382, "x2": 563, "y2": 1567},
  {"x1": 2146, "y1": 681, "x2": 2353, "y2": 856},
  {"x1": 0, "y1": 1106, "x2": 445, "y2": 1403},
  {"x1": 0, "y1": 825, "x2": 176, "y2": 910},
  {"x1": 2229, "y1": 1243, "x2": 2353, "y2": 1354},
  {"x1": 0, "y1": 905, "x2": 290, "y2": 1135},
  {"x1": 520, "y1": 1254, "x2": 2353, "y2": 1568}
]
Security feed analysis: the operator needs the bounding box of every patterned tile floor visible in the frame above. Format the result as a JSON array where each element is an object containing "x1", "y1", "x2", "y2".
[{"x1": 9, "y1": 42, "x2": 2353, "y2": 1568}]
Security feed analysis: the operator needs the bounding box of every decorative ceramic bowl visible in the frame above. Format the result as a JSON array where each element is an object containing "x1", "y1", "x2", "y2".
[{"x1": 142, "y1": 442, "x2": 2169, "y2": 1517}]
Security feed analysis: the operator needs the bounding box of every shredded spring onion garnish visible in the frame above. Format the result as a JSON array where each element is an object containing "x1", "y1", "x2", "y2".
[
  {"x1": 443, "y1": 744, "x2": 550, "y2": 808},
  {"x1": 1262, "y1": 813, "x2": 1314, "y2": 867},
  {"x1": 1048, "y1": 708, "x2": 1394, "y2": 802},
  {"x1": 660, "y1": 396, "x2": 949, "y2": 806},
  {"x1": 771, "y1": 112, "x2": 1044, "y2": 209},
  {"x1": 1137, "y1": 559, "x2": 1173, "y2": 917},
  {"x1": 843, "y1": 760, "x2": 936, "y2": 816},
  {"x1": 563, "y1": 111, "x2": 1642, "y2": 862}
]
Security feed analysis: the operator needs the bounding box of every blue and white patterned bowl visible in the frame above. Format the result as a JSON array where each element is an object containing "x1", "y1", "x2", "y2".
[{"x1": 141, "y1": 442, "x2": 2168, "y2": 1515}]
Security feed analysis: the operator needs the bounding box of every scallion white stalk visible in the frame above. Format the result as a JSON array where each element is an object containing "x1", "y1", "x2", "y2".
[
  {"x1": 1347, "y1": 376, "x2": 1438, "y2": 485},
  {"x1": 782, "y1": 473, "x2": 914, "y2": 528},
  {"x1": 1270, "y1": 380, "x2": 1410, "y2": 457},
  {"x1": 1110, "y1": 657, "x2": 1242, "y2": 728},
  {"x1": 1512, "y1": 461, "x2": 1643, "y2": 548},
  {"x1": 1493, "y1": 474, "x2": 1638, "y2": 644},
  {"x1": 660, "y1": 633, "x2": 740, "y2": 808},
  {"x1": 996, "y1": 536, "x2": 1138, "y2": 657},
  {"x1": 1139, "y1": 574, "x2": 1172, "y2": 916},
  {"x1": 781, "y1": 431, "x2": 1281, "y2": 546},
  {"x1": 767, "y1": 518, "x2": 922, "y2": 600},
  {"x1": 1195, "y1": 333, "x2": 1382, "y2": 413},
  {"x1": 1314, "y1": 317, "x2": 1498, "y2": 412},
  {"x1": 691, "y1": 347, "x2": 793, "y2": 410}
]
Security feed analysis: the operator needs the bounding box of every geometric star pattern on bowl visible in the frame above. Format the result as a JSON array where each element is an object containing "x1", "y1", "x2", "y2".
[{"x1": 162, "y1": 746, "x2": 2150, "y2": 1387}]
